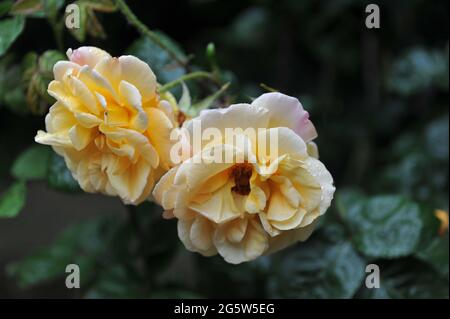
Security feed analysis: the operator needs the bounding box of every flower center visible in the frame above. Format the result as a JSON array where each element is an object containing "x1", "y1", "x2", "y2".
[
  {"x1": 230, "y1": 163, "x2": 253, "y2": 195},
  {"x1": 177, "y1": 110, "x2": 187, "y2": 127}
]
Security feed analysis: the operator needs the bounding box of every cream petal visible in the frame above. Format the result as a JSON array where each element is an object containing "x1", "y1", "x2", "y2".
[
  {"x1": 178, "y1": 217, "x2": 217, "y2": 256},
  {"x1": 245, "y1": 185, "x2": 267, "y2": 213},
  {"x1": 48, "y1": 81, "x2": 87, "y2": 114},
  {"x1": 197, "y1": 169, "x2": 230, "y2": 195},
  {"x1": 100, "y1": 125, "x2": 159, "y2": 168},
  {"x1": 119, "y1": 80, "x2": 148, "y2": 132},
  {"x1": 74, "y1": 112, "x2": 101, "y2": 128},
  {"x1": 225, "y1": 217, "x2": 248, "y2": 243},
  {"x1": 253, "y1": 154, "x2": 287, "y2": 179},
  {"x1": 118, "y1": 55, "x2": 157, "y2": 102},
  {"x1": 94, "y1": 56, "x2": 122, "y2": 91},
  {"x1": 270, "y1": 175, "x2": 301, "y2": 207},
  {"x1": 146, "y1": 107, "x2": 175, "y2": 168},
  {"x1": 78, "y1": 65, "x2": 120, "y2": 103},
  {"x1": 189, "y1": 181, "x2": 240, "y2": 223},
  {"x1": 251, "y1": 92, "x2": 317, "y2": 142},
  {"x1": 53, "y1": 61, "x2": 80, "y2": 82},
  {"x1": 256, "y1": 127, "x2": 308, "y2": 164},
  {"x1": 258, "y1": 213, "x2": 281, "y2": 237},
  {"x1": 174, "y1": 144, "x2": 236, "y2": 190},
  {"x1": 270, "y1": 208, "x2": 306, "y2": 231},
  {"x1": 177, "y1": 218, "x2": 197, "y2": 252},
  {"x1": 106, "y1": 139, "x2": 135, "y2": 160},
  {"x1": 214, "y1": 217, "x2": 268, "y2": 264},
  {"x1": 266, "y1": 187, "x2": 297, "y2": 222},
  {"x1": 106, "y1": 157, "x2": 152, "y2": 204},
  {"x1": 103, "y1": 104, "x2": 129, "y2": 127},
  {"x1": 66, "y1": 75, "x2": 101, "y2": 115},
  {"x1": 69, "y1": 124, "x2": 94, "y2": 150},
  {"x1": 35, "y1": 130, "x2": 71, "y2": 147},
  {"x1": 153, "y1": 166, "x2": 179, "y2": 209},
  {"x1": 302, "y1": 157, "x2": 335, "y2": 216},
  {"x1": 75, "y1": 157, "x2": 93, "y2": 192},
  {"x1": 45, "y1": 102, "x2": 77, "y2": 133},
  {"x1": 87, "y1": 159, "x2": 108, "y2": 192},
  {"x1": 189, "y1": 216, "x2": 215, "y2": 252},
  {"x1": 298, "y1": 209, "x2": 321, "y2": 228},
  {"x1": 132, "y1": 170, "x2": 156, "y2": 204},
  {"x1": 184, "y1": 103, "x2": 270, "y2": 150},
  {"x1": 159, "y1": 99, "x2": 177, "y2": 125},
  {"x1": 307, "y1": 141, "x2": 319, "y2": 159}
]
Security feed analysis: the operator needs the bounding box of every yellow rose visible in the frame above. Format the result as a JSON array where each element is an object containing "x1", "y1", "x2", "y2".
[
  {"x1": 35, "y1": 46, "x2": 178, "y2": 205},
  {"x1": 153, "y1": 92, "x2": 335, "y2": 264}
]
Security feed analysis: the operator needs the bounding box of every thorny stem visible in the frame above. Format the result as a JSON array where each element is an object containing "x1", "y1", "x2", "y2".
[
  {"x1": 114, "y1": 0, "x2": 187, "y2": 67},
  {"x1": 159, "y1": 71, "x2": 215, "y2": 93},
  {"x1": 114, "y1": 0, "x2": 224, "y2": 98}
]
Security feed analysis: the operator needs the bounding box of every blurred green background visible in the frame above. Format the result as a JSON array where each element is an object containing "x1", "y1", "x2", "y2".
[{"x1": 0, "y1": 0, "x2": 448, "y2": 298}]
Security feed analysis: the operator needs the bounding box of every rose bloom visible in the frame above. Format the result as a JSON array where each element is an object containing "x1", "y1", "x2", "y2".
[
  {"x1": 35, "y1": 47, "x2": 179, "y2": 204},
  {"x1": 153, "y1": 92, "x2": 335, "y2": 264}
]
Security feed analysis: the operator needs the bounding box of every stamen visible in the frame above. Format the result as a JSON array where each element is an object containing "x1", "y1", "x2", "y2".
[{"x1": 230, "y1": 163, "x2": 253, "y2": 195}]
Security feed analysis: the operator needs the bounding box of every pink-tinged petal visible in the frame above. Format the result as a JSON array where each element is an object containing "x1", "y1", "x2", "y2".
[
  {"x1": 66, "y1": 47, "x2": 111, "y2": 68},
  {"x1": 251, "y1": 92, "x2": 318, "y2": 142}
]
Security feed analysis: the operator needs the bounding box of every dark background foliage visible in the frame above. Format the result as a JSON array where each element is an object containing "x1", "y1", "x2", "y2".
[{"x1": 0, "y1": 0, "x2": 448, "y2": 298}]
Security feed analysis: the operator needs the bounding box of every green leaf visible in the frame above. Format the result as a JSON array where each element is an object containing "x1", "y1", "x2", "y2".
[
  {"x1": 38, "y1": 50, "x2": 64, "y2": 74},
  {"x1": 0, "y1": 16, "x2": 25, "y2": 57},
  {"x1": 339, "y1": 193, "x2": 423, "y2": 258},
  {"x1": 414, "y1": 208, "x2": 449, "y2": 277},
  {"x1": 8, "y1": 206, "x2": 177, "y2": 294},
  {"x1": 11, "y1": 145, "x2": 51, "y2": 181},
  {"x1": 0, "y1": 55, "x2": 27, "y2": 115},
  {"x1": 47, "y1": 152, "x2": 81, "y2": 193},
  {"x1": 0, "y1": 181, "x2": 26, "y2": 218},
  {"x1": 152, "y1": 30, "x2": 186, "y2": 61},
  {"x1": 387, "y1": 47, "x2": 449, "y2": 95},
  {"x1": 336, "y1": 188, "x2": 365, "y2": 216},
  {"x1": 188, "y1": 82, "x2": 229, "y2": 116},
  {"x1": 10, "y1": 0, "x2": 65, "y2": 18},
  {"x1": 127, "y1": 33, "x2": 186, "y2": 84},
  {"x1": 10, "y1": 0, "x2": 43, "y2": 15},
  {"x1": 425, "y1": 115, "x2": 449, "y2": 161},
  {"x1": 82, "y1": 0, "x2": 116, "y2": 12},
  {"x1": 43, "y1": 0, "x2": 65, "y2": 17},
  {"x1": 415, "y1": 233, "x2": 449, "y2": 277},
  {"x1": 0, "y1": 0, "x2": 14, "y2": 16},
  {"x1": 22, "y1": 50, "x2": 65, "y2": 114},
  {"x1": 269, "y1": 241, "x2": 365, "y2": 298},
  {"x1": 357, "y1": 258, "x2": 448, "y2": 299},
  {"x1": 178, "y1": 81, "x2": 191, "y2": 112},
  {"x1": 6, "y1": 216, "x2": 118, "y2": 288},
  {"x1": 83, "y1": 265, "x2": 143, "y2": 299}
]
